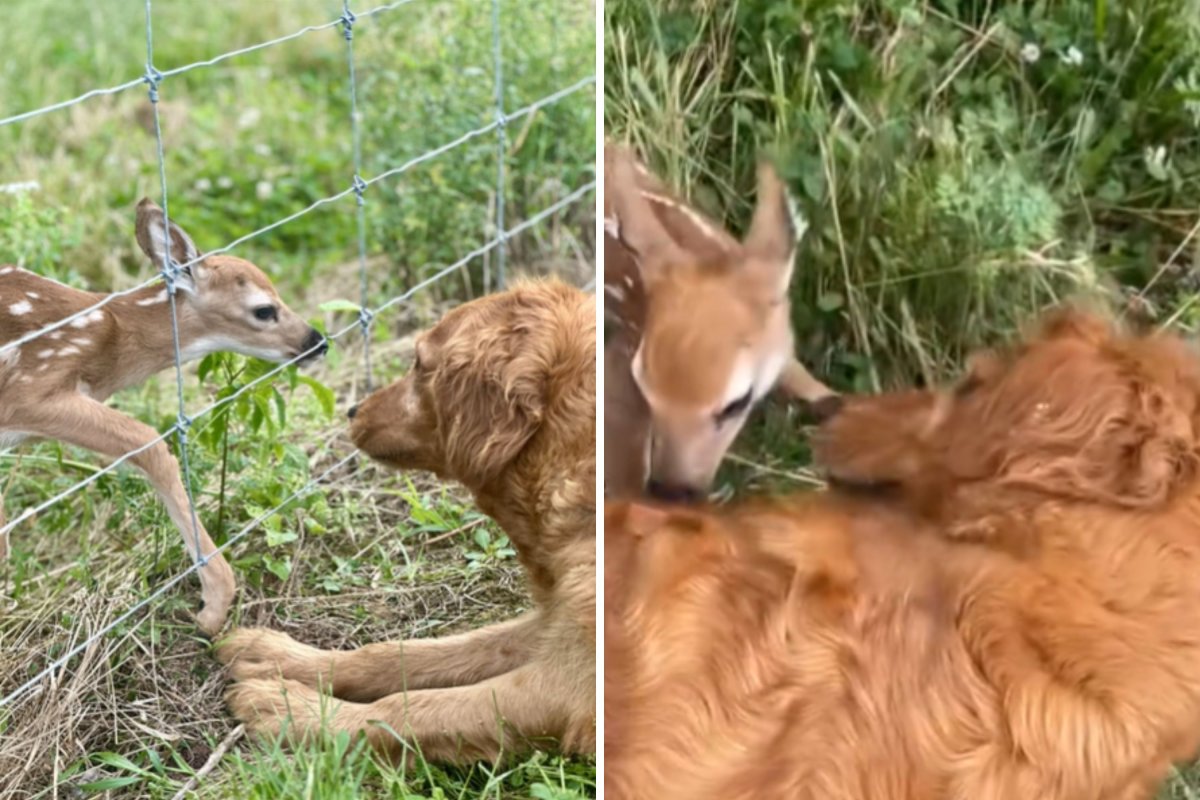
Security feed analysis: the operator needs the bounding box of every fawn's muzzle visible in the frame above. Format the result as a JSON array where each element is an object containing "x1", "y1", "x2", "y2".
[{"x1": 647, "y1": 479, "x2": 703, "y2": 504}]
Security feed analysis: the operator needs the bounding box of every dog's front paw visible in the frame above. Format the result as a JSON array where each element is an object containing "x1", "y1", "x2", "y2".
[
  {"x1": 215, "y1": 627, "x2": 325, "y2": 685},
  {"x1": 225, "y1": 677, "x2": 327, "y2": 741}
]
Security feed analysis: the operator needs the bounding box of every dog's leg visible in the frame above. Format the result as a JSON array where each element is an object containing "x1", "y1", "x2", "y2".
[
  {"x1": 218, "y1": 611, "x2": 543, "y2": 701},
  {"x1": 23, "y1": 396, "x2": 235, "y2": 634},
  {"x1": 227, "y1": 658, "x2": 594, "y2": 763}
]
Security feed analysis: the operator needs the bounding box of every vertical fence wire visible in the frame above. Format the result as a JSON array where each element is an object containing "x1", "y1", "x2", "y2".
[
  {"x1": 491, "y1": 0, "x2": 507, "y2": 291},
  {"x1": 144, "y1": 0, "x2": 206, "y2": 568},
  {"x1": 342, "y1": 0, "x2": 375, "y2": 390}
]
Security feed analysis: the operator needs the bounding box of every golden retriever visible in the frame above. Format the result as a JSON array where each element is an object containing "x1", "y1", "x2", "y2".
[
  {"x1": 217, "y1": 279, "x2": 596, "y2": 763},
  {"x1": 605, "y1": 308, "x2": 1200, "y2": 800}
]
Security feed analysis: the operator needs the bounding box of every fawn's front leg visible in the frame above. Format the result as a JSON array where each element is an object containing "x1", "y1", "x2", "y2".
[
  {"x1": 23, "y1": 394, "x2": 235, "y2": 634},
  {"x1": 776, "y1": 358, "x2": 841, "y2": 420}
]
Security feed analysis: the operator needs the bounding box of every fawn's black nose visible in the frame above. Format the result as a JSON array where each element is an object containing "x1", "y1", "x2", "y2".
[
  {"x1": 347, "y1": 404, "x2": 358, "y2": 420},
  {"x1": 647, "y1": 480, "x2": 703, "y2": 504},
  {"x1": 297, "y1": 327, "x2": 328, "y2": 365}
]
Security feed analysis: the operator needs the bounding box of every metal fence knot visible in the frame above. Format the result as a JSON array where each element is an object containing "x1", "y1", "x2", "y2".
[
  {"x1": 352, "y1": 173, "x2": 368, "y2": 206},
  {"x1": 357, "y1": 306, "x2": 375, "y2": 332},
  {"x1": 143, "y1": 65, "x2": 164, "y2": 103},
  {"x1": 176, "y1": 412, "x2": 193, "y2": 432},
  {"x1": 340, "y1": 9, "x2": 357, "y2": 40}
]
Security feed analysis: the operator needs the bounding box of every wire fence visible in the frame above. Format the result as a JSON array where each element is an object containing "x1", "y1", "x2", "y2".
[{"x1": 0, "y1": 0, "x2": 594, "y2": 710}]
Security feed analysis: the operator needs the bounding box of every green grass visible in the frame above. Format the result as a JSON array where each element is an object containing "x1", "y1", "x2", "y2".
[
  {"x1": 0, "y1": 0, "x2": 595, "y2": 797},
  {"x1": 606, "y1": 0, "x2": 1200, "y2": 794}
]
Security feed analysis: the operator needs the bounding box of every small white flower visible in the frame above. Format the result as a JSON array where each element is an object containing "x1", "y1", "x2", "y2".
[
  {"x1": 0, "y1": 180, "x2": 38, "y2": 195},
  {"x1": 255, "y1": 180, "x2": 273, "y2": 200},
  {"x1": 193, "y1": 178, "x2": 212, "y2": 192},
  {"x1": 1060, "y1": 46, "x2": 1083, "y2": 66},
  {"x1": 1144, "y1": 145, "x2": 1169, "y2": 180},
  {"x1": 1020, "y1": 42, "x2": 1041, "y2": 64},
  {"x1": 253, "y1": 143, "x2": 271, "y2": 157},
  {"x1": 238, "y1": 107, "x2": 262, "y2": 129},
  {"x1": 217, "y1": 176, "x2": 234, "y2": 190}
]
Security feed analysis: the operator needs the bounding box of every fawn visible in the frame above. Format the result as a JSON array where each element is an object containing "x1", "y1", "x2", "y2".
[
  {"x1": 604, "y1": 145, "x2": 838, "y2": 501},
  {"x1": 0, "y1": 198, "x2": 326, "y2": 634}
]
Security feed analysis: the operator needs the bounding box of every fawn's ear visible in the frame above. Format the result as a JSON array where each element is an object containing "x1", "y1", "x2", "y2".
[
  {"x1": 742, "y1": 161, "x2": 801, "y2": 301},
  {"x1": 605, "y1": 147, "x2": 690, "y2": 286},
  {"x1": 135, "y1": 198, "x2": 203, "y2": 294}
]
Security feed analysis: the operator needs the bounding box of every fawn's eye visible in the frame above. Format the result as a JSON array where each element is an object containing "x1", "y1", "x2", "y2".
[
  {"x1": 715, "y1": 389, "x2": 753, "y2": 424},
  {"x1": 253, "y1": 305, "x2": 278, "y2": 323}
]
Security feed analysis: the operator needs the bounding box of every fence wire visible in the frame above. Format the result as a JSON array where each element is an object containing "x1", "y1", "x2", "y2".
[{"x1": 0, "y1": 0, "x2": 595, "y2": 710}]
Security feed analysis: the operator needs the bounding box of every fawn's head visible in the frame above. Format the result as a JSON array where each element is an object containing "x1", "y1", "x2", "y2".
[
  {"x1": 134, "y1": 199, "x2": 326, "y2": 365},
  {"x1": 606, "y1": 149, "x2": 799, "y2": 500}
]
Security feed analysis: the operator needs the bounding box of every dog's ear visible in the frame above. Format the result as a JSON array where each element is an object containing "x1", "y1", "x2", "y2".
[
  {"x1": 998, "y1": 355, "x2": 1199, "y2": 508},
  {"x1": 434, "y1": 296, "x2": 548, "y2": 488}
]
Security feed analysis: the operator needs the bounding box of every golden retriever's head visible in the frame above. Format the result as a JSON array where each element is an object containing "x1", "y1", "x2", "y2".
[
  {"x1": 816, "y1": 308, "x2": 1200, "y2": 510},
  {"x1": 349, "y1": 280, "x2": 593, "y2": 493}
]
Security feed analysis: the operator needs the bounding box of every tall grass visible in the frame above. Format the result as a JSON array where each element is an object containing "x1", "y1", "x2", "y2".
[{"x1": 606, "y1": 0, "x2": 1200, "y2": 392}]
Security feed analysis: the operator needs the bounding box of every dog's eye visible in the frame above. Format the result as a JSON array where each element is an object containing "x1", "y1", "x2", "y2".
[
  {"x1": 253, "y1": 305, "x2": 278, "y2": 323},
  {"x1": 715, "y1": 389, "x2": 753, "y2": 424}
]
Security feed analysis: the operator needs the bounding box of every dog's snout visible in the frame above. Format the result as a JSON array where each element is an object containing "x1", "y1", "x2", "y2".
[
  {"x1": 347, "y1": 404, "x2": 358, "y2": 420},
  {"x1": 647, "y1": 479, "x2": 703, "y2": 504}
]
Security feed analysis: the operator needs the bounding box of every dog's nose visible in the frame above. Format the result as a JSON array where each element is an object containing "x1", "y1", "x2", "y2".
[
  {"x1": 647, "y1": 480, "x2": 702, "y2": 504},
  {"x1": 347, "y1": 404, "x2": 358, "y2": 420}
]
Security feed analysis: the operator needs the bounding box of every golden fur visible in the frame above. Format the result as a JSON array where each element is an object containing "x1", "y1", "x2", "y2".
[
  {"x1": 217, "y1": 279, "x2": 596, "y2": 763},
  {"x1": 606, "y1": 308, "x2": 1200, "y2": 800}
]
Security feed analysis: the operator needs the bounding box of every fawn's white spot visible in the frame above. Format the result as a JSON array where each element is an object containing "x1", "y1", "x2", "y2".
[
  {"x1": 0, "y1": 348, "x2": 19, "y2": 369},
  {"x1": 8, "y1": 300, "x2": 32, "y2": 316},
  {"x1": 37, "y1": 363, "x2": 49, "y2": 372},
  {"x1": 58, "y1": 346, "x2": 81, "y2": 356},
  {"x1": 49, "y1": 331, "x2": 62, "y2": 340},
  {"x1": 37, "y1": 349, "x2": 55, "y2": 359},
  {"x1": 71, "y1": 337, "x2": 92, "y2": 347},
  {"x1": 70, "y1": 309, "x2": 105, "y2": 328},
  {"x1": 0, "y1": 267, "x2": 13, "y2": 275},
  {"x1": 641, "y1": 191, "x2": 726, "y2": 246},
  {"x1": 136, "y1": 289, "x2": 168, "y2": 306},
  {"x1": 25, "y1": 292, "x2": 38, "y2": 299}
]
